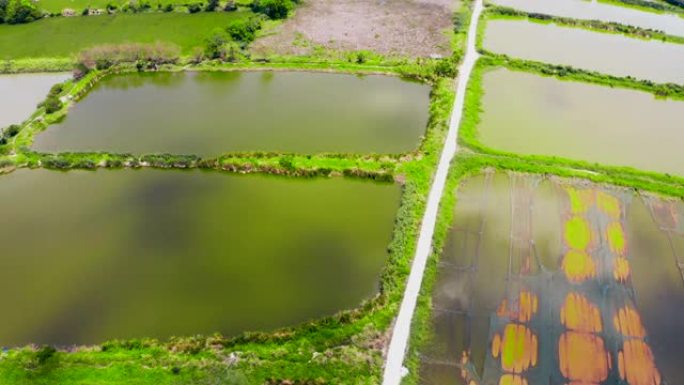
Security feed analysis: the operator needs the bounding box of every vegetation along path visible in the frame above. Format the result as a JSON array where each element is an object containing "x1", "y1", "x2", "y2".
[{"x1": 382, "y1": 0, "x2": 483, "y2": 382}]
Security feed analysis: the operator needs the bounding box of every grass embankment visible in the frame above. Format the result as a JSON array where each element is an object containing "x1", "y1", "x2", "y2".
[{"x1": 0, "y1": 11, "x2": 252, "y2": 60}]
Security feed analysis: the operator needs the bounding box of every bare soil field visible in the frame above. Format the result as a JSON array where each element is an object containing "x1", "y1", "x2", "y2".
[{"x1": 251, "y1": 0, "x2": 457, "y2": 58}]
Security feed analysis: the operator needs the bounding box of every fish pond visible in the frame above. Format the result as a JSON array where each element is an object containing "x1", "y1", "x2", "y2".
[
  {"x1": 484, "y1": 20, "x2": 684, "y2": 84},
  {"x1": 490, "y1": 0, "x2": 684, "y2": 37},
  {"x1": 0, "y1": 169, "x2": 401, "y2": 346},
  {"x1": 31, "y1": 71, "x2": 431, "y2": 155},
  {"x1": 477, "y1": 68, "x2": 684, "y2": 176},
  {"x1": 0, "y1": 73, "x2": 70, "y2": 128},
  {"x1": 418, "y1": 172, "x2": 684, "y2": 384}
]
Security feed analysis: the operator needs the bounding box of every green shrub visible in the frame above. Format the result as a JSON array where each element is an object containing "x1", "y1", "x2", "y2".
[
  {"x1": 251, "y1": 0, "x2": 296, "y2": 19},
  {"x1": 43, "y1": 96, "x2": 63, "y2": 114},
  {"x1": 187, "y1": 2, "x2": 202, "y2": 13},
  {"x1": 225, "y1": 16, "x2": 263, "y2": 44},
  {"x1": 1, "y1": 0, "x2": 41, "y2": 24},
  {"x1": 4, "y1": 124, "x2": 20, "y2": 137},
  {"x1": 204, "y1": 0, "x2": 218, "y2": 11}
]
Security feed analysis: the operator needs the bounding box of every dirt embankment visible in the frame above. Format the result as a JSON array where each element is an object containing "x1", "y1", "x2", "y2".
[{"x1": 251, "y1": 0, "x2": 457, "y2": 58}]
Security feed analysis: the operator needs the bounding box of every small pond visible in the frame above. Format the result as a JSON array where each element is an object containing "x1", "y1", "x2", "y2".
[
  {"x1": 484, "y1": 20, "x2": 684, "y2": 84},
  {"x1": 0, "y1": 169, "x2": 401, "y2": 346},
  {"x1": 418, "y1": 173, "x2": 684, "y2": 384},
  {"x1": 32, "y1": 71, "x2": 431, "y2": 155},
  {"x1": 478, "y1": 68, "x2": 684, "y2": 176}
]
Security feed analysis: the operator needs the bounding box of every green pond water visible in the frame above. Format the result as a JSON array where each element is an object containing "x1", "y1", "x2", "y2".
[
  {"x1": 31, "y1": 71, "x2": 431, "y2": 155},
  {"x1": 484, "y1": 20, "x2": 684, "y2": 84},
  {"x1": 0, "y1": 169, "x2": 401, "y2": 346},
  {"x1": 0, "y1": 73, "x2": 70, "y2": 128},
  {"x1": 490, "y1": 0, "x2": 684, "y2": 37},
  {"x1": 478, "y1": 68, "x2": 684, "y2": 176},
  {"x1": 419, "y1": 173, "x2": 684, "y2": 384}
]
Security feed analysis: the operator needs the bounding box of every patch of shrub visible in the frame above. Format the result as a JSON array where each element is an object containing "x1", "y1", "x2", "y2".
[
  {"x1": 187, "y1": 2, "x2": 202, "y2": 13},
  {"x1": 163, "y1": 3, "x2": 173, "y2": 11},
  {"x1": 204, "y1": 0, "x2": 218, "y2": 11},
  {"x1": 251, "y1": 0, "x2": 297, "y2": 19},
  {"x1": 225, "y1": 16, "x2": 263, "y2": 44},
  {"x1": 43, "y1": 96, "x2": 63, "y2": 114},
  {"x1": 223, "y1": 0, "x2": 236, "y2": 11},
  {"x1": 78, "y1": 42, "x2": 181, "y2": 70},
  {"x1": 0, "y1": 0, "x2": 42, "y2": 24}
]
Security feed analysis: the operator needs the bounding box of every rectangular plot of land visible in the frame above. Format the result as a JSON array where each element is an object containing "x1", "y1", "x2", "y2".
[
  {"x1": 484, "y1": 20, "x2": 684, "y2": 84},
  {"x1": 478, "y1": 68, "x2": 684, "y2": 176}
]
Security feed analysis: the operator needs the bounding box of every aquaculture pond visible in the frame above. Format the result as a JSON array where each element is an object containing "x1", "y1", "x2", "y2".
[
  {"x1": 0, "y1": 73, "x2": 70, "y2": 128},
  {"x1": 484, "y1": 20, "x2": 684, "y2": 84},
  {"x1": 31, "y1": 71, "x2": 431, "y2": 155},
  {"x1": 0, "y1": 169, "x2": 401, "y2": 346},
  {"x1": 490, "y1": 0, "x2": 684, "y2": 37},
  {"x1": 477, "y1": 68, "x2": 684, "y2": 175},
  {"x1": 418, "y1": 172, "x2": 684, "y2": 384}
]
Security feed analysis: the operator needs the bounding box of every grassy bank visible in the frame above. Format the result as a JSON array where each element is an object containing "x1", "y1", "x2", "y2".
[{"x1": 0, "y1": 12, "x2": 252, "y2": 60}]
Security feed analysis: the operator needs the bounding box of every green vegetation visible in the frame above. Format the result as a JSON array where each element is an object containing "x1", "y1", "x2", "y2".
[
  {"x1": 0, "y1": 11, "x2": 252, "y2": 59},
  {"x1": 250, "y1": 0, "x2": 297, "y2": 19},
  {"x1": 0, "y1": 0, "x2": 42, "y2": 24}
]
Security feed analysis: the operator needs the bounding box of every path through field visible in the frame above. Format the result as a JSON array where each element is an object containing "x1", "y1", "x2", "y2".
[{"x1": 382, "y1": 0, "x2": 484, "y2": 382}]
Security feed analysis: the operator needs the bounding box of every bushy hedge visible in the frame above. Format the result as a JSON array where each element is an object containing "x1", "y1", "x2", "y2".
[
  {"x1": 78, "y1": 42, "x2": 181, "y2": 71},
  {"x1": 0, "y1": 0, "x2": 42, "y2": 24},
  {"x1": 251, "y1": 0, "x2": 298, "y2": 19}
]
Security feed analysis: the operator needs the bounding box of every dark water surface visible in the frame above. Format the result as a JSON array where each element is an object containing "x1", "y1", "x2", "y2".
[
  {"x1": 32, "y1": 71, "x2": 431, "y2": 155},
  {"x1": 0, "y1": 169, "x2": 401, "y2": 346}
]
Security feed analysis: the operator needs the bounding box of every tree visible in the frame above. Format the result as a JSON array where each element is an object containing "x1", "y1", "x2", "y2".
[
  {"x1": 4, "y1": 0, "x2": 41, "y2": 24},
  {"x1": 225, "y1": 16, "x2": 263, "y2": 45},
  {"x1": 204, "y1": 0, "x2": 218, "y2": 11},
  {"x1": 250, "y1": 0, "x2": 294, "y2": 19},
  {"x1": 204, "y1": 30, "x2": 229, "y2": 59}
]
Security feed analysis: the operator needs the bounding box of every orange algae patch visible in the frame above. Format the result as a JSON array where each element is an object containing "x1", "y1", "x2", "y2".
[
  {"x1": 566, "y1": 187, "x2": 594, "y2": 214},
  {"x1": 618, "y1": 340, "x2": 661, "y2": 385},
  {"x1": 492, "y1": 334, "x2": 502, "y2": 358},
  {"x1": 562, "y1": 250, "x2": 596, "y2": 283},
  {"x1": 607, "y1": 222, "x2": 626, "y2": 255},
  {"x1": 499, "y1": 374, "x2": 528, "y2": 385},
  {"x1": 496, "y1": 291, "x2": 539, "y2": 322},
  {"x1": 614, "y1": 256, "x2": 631, "y2": 282},
  {"x1": 597, "y1": 191, "x2": 621, "y2": 219},
  {"x1": 614, "y1": 307, "x2": 646, "y2": 338},
  {"x1": 493, "y1": 324, "x2": 538, "y2": 373},
  {"x1": 558, "y1": 332, "x2": 610, "y2": 383},
  {"x1": 564, "y1": 216, "x2": 591, "y2": 250},
  {"x1": 560, "y1": 293, "x2": 602, "y2": 333}
]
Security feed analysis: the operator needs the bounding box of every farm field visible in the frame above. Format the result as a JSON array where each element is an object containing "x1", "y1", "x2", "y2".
[
  {"x1": 0, "y1": 73, "x2": 70, "y2": 127},
  {"x1": 418, "y1": 172, "x2": 684, "y2": 384},
  {"x1": 483, "y1": 19, "x2": 684, "y2": 84},
  {"x1": 35, "y1": 0, "x2": 254, "y2": 13},
  {"x1": 0, "y1": 12, "x2": 251, "y2": 59},
  {"x1": 476, "y1": 68, "x2": 684, "y2": 175},
  {"x1": 32, "y1": 71, "x2": 431, "y2": 155},
  {"x1": 1, "y1": 0, "x2": 684, "y2": 383}
]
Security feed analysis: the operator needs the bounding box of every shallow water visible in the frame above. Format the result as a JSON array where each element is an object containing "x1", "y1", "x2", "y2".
[
  {"x1": 32, "y1": 71, "x2": 431, "y2": 155},
  {"x1": 478, "y1": 68, "x2": 684, "y2": 176},
  {"x1": 0, "y1": 73, "x2": 70, "y2": 128},
  {"x1": 490, "y1": 0, "x2": 684, "y2": 37},
  {"x1": 484, "y1": 20, "x2": 684, "y2": 84},
  {"x1": 0, "y1": 169, "x2": 401, "y2": 346},
  {"x1": 419, "y1": 173, "x2": 684, "y2": 384}
]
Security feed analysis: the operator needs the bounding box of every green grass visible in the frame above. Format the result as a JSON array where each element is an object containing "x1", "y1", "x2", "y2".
[
  {"x1": 37, "y1": 0, "x2": 254, "y2": 13},
  {"x1": 0, "y1": 12, "x2": 252, "y2": 59}
]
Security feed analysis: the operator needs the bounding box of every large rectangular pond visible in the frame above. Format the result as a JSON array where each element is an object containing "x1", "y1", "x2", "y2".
[
  {"x1": 477, "y1": 68, "x2": 684, "y2": 175},
  {"x1": 0, "y1": 169, "x2": 401, "y2": 346},
  {"x1": 418, "y1": 172, "x2": 684, "y2": 384},
  {"x1": 0, "y1": 73, "x2": 70, "y2": 128},
  {"x1": 31, "y1": 71, "x2": 431, "y2": 155},
  {"x1": 490, "y1": 0, "x2": 684, "y2": 37},
  {"x1": 484, "y1": 20, "x2": 684, "y2": 84}
]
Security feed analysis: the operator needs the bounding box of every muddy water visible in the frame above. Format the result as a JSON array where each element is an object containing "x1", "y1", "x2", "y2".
[
  {"x1": 419, "y1": 173, "x2": 684, "y2": 384},
  {"x1": 0, "y1": 73, "x2": 70, "y2": 128},
  {"x1": 31, "y1": 71, "x2": 431, "y2": 155},
  {"x1": 484, "y1": 20, "x2": 684, "y2": 84},
  {"x1": 479, "y1": 68, "x2": 684, "y2": 176},
  {"x1": 490, "y1": 0, "x2": 684, "y2": 37},
  {"x1": 0, "y1": 169, "x2": 400, "y2": 346}
]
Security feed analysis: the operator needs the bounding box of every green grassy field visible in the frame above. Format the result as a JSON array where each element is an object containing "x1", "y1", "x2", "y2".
[{"x1": 0, "y1": 11, "x2": 251, "y2": 59}]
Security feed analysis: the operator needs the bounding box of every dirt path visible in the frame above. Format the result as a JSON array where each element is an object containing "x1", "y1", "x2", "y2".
[{"x1": 381, "y1": 0, "x2": 483, "y2": 382}]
